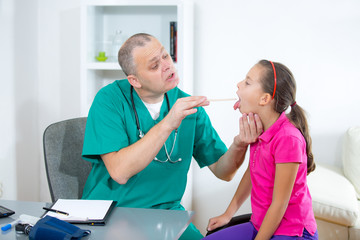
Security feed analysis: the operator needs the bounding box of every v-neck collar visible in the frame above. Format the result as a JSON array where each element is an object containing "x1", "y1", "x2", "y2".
[{"x1": 130, "y1": 85, "x2": 170, "y2": 131}]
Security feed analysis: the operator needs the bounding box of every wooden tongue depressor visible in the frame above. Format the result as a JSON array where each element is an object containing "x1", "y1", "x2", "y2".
[{"x1": 208, "y1": 98, "x2": 237, "y2": 102}]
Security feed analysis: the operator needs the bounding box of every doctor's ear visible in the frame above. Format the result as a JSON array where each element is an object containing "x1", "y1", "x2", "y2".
[
  {"x1": 259, "y1": 93, "x2": 272, "y2": 106},
  {"x1": 127, "y1": 75, "x2": 141, "y2": 88}
]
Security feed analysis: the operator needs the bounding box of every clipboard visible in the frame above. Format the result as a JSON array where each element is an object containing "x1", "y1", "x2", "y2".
[{"x1": 42, "y1": 199, "x2": 116, "y2": 226}]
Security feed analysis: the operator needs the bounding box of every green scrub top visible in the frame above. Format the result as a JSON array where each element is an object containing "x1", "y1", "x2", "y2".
[{"x1": 81, "y1": 80, "x2": 227, "y2": 211}]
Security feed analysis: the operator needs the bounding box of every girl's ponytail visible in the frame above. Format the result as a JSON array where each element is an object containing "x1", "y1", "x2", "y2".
[{"x1": 287, "y1": 103, "x2": 315, "y2": 174}]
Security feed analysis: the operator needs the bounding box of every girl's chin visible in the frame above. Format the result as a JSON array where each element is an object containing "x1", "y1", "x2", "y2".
[
  {"x1": 239, "y1": 107, "x2": 247, "y2": 114},
  {"x1": 239, "y1": 109, "x2": 254, "y2": 115}
]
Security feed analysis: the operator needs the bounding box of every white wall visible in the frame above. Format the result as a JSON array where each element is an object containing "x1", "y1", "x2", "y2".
[
  {"x1": 37, "y1": 0, "x2": 81, "y2": 202},
  {"x1": 0, "y1": 0, "x2": 39, "y2": 201},
  {"x1": 0, "y1": 0, "x2": 16, "y2": 200},
  {"x1": 14, "y1": 0, "x2": 40, "y2": 202},
  {"x1": 1, "y1": 0, "x2": 360, "y2": 236},
  {"x1": 0, "y1": 0, "x2": 81, "y2": 202},
  {"x1": 191, "y1": 0, "x2": 360, "y2": 234}
]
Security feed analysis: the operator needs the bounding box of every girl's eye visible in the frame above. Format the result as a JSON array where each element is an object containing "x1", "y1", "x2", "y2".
[
  {"x1": 163, "y1": 54, "x2": 168, "y2": 59},
  {"x1": 245, "y1": 81, "x2": 250, "y2": 85}
]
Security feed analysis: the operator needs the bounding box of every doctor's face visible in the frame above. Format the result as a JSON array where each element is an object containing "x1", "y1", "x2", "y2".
[
  {"x1": 235, "y1": 64, "x2": 265, "y2": 114},
  {"x1": 132, "y1": 37, "x2": 179, "y2": 95}
]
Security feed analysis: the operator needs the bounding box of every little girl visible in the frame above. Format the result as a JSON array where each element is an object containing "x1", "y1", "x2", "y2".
[{"x1": 204, "y1": 60, "x2": 318, "y2": 240}]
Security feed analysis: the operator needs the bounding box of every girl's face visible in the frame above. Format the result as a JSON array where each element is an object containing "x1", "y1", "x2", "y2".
[{"x1": 235, "y1": 64, "x2": 266, "y2": 114}]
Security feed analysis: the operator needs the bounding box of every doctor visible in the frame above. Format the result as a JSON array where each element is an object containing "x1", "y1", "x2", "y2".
[{"x1": 81, "y1": 33, "x2": 262, "y2": 239}]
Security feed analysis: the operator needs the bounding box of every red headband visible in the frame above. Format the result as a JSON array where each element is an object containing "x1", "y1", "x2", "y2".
[{"x1": 269, "y1": 61, "x2": 277, "y2": 99}]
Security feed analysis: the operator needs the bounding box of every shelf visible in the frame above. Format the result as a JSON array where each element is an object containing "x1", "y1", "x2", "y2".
[
  {"x1": 87, "y1": 62, "x2": 121, "y2": 70},
  {"x1": 85, "y1": 5, "x2": 177, "y2": 63},
  {"x1": 84, "y1": 0, "x2": 183, "y2": 6},
  {"x1": 86, "y1": 62, "x2": 178, "y2": 71},
  {"x1": 80, "y1": 0, "x2": 194, "y2": 116}
]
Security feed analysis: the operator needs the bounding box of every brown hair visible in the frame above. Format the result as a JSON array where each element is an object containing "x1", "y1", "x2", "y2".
[
  {"x1": 118, "y1": 33, "x2": 153, "y2": 76},
  {"x1": 258, "y1": 60, "x2": 315, "y2": 174}
]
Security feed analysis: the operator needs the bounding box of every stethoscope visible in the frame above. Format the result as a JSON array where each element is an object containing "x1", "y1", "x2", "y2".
[{"x1": 130, "y1": 86, "x2": 182, "y2": 163}]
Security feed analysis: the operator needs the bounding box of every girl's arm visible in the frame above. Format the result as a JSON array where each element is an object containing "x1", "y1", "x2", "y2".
[
  {"x1": 207, "y1": 164, "x2": 252, "y2": 231},
  {"x1": 208, "y1": 113, "x2": 262, "y2": 181},
  {"x1": 254, "y1": 162, "x2": 299, "y2": 240}
]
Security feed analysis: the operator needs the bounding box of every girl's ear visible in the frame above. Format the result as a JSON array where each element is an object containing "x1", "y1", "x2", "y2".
[
  {"x1": 259, "y1": 93, "x2": 272, "y2": 106},
  {"x1": 127, "y1": 75, "x2": 141, "y2": 88}
]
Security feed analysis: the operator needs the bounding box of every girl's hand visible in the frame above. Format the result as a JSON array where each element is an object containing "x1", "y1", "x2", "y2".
[
  {"x1": 207, "y1": 213, "x2": 232, "y2": 232},
  {"x1": 234, "y1": 112, "x2": 263, "y2": 148}
]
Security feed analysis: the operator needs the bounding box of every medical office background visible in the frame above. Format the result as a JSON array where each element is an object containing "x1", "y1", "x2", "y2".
[{"x1": 1, "y1": 0, "x2": 360, "y2": 234}]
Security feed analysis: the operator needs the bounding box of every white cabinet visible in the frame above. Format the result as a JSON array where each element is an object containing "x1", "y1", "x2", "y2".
[{"x1": 80, "y1": 0, "x2": 194, "y2": 115}]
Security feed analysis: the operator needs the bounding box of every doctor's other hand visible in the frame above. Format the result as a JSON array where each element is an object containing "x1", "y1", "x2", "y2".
[
  {"x1": 207, "y1": 213, "x2": 232, "y2": 232},
  {"x1": 234, "y1": 112, "x2": 263, "y2": 148},
  {"x1": 164, "y1": 96, "x2": 209, "y2": 131}
]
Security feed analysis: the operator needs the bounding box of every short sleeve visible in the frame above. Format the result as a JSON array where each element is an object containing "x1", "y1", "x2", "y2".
[
  {"x1": 274, "y1": 135, "x2": 305, "y2": 164},
  {"x1": 82, "y1": 87, "x2": 129, "y2": 163},
  {"x1": 192, "y1": 107, "x2": 227, "y2": 168}
]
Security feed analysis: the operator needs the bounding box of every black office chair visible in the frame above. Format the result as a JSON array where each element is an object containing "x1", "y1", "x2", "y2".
[
  {"x1": 206, "y1": 213, "x2": 252, "y2": 236},
  {"x1": 43, "y1": 117, "x2": 92, "y2": 202}
]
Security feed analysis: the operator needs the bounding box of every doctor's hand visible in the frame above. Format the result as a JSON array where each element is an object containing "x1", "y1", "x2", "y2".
[
  {"x1": 163, "y1": 96, "x2": 209, "y2": 131},
  {"x1": 234, "y1": 112, "x2": 263, "y2": 149},
  {"x1": 207, "y1": 213, "x2": 232, "y2": 232}
]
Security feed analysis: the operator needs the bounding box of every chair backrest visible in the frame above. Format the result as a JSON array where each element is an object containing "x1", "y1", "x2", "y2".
[{"x1": 43, "y1": 117, "x2": 92, "y2": 202}]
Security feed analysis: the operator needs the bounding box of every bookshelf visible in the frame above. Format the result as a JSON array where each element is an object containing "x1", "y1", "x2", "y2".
[{"x1": 80, "y1": 0, "x2": 194, "y2": 115}]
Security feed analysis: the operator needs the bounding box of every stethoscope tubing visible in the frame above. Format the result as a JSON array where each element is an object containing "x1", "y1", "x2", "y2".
[{"x1": 130, "y1": 86, "x2": 181, "y2": 163}]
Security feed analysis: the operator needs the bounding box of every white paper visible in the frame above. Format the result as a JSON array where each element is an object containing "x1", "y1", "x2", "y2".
[{"x1": 44, "y1": 199, "x2": 113, "y2": 221}]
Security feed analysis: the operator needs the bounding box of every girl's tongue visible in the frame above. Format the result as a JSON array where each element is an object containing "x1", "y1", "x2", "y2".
[{"x1": 233, "y1": 100, "x2": 240, "y2": 110}]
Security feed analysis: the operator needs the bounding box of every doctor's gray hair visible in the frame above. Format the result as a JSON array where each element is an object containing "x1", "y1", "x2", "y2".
[{"x1": 118, "y1": 33, "x2": 153, "y2": 76}]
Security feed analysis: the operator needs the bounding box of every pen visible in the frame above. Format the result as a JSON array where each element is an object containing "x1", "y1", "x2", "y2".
[
  {"x1": 1, "y1": 219, "x2": 20, "y2": 231},
  {"x1": 43, "y1": 207, "x2": 69, "y2": 216}
]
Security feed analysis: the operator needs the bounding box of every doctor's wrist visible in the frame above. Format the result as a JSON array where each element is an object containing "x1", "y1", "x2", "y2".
[
  {"x1": 232, "y1": 140, "x2": 249, "y2": 151},
  {"x1": 158, "y1": 119, "x2": 175, "y2": 135}
]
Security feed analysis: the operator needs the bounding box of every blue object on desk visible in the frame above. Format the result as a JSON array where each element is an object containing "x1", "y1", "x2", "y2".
[
  {"x1": 1, "y1": 219, "x2": 20, "y2": 231},
  {"x1": 29, "y1": 216, "x2": 91, "y2": 240}
]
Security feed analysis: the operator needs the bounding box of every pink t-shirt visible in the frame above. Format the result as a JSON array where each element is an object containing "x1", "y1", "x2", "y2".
[{"x1": 249, "y1": 112, "x2": 317, "y2": 236}]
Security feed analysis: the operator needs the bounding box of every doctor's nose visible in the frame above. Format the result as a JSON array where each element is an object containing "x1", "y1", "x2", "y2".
[{"x1": 162, "y1": 60, "x2": 171, "y2": 72}]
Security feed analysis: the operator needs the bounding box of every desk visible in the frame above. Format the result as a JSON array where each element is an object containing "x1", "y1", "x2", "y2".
[{"x1": 0, "y1": 200, "x2": 194, "y2": 240}]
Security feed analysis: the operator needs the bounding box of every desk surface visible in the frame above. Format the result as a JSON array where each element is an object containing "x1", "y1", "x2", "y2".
[{"x1": 0, "y1": 199, "x2": 193, "y2": 240}]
